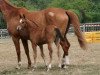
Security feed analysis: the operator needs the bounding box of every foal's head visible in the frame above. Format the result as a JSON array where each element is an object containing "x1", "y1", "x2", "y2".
[
  {"x1": 17, "y1": 14, "x2": 38, "y2": 31},
  {"x1": 17, "y1": 14, "x2": 28, "y2": 31}
]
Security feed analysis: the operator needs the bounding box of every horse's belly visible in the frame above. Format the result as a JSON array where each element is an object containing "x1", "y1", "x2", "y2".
[{"x1": 37, "y1": 38, "x2": 47, "y2": 45}]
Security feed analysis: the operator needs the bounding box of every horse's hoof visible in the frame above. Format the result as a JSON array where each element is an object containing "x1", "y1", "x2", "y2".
[
  {"x1": 46, "y1": 64, "x2": 51, "y2": 71},
  {"x1": 63, "y1": 65, "x2": 67, "y2": 69},
  {"x1": 46, "y1": 66, "x2": 52, "y2": 71},
  {"x1": 32, "y1": 65, "x2": 37, "y2": 68},
  {"x1": 16, "y1": 66, "x2": 21, "y2": 70},
  {"x1": 27, "y1": 65, "x2": 32, "y2": 69},
  {"x1": 61, "y1": 65, "x2": 67, "y2": 69},
  {"x1": 61, "y1": 64, "x2": 64, "y2": 68},
  {"x1": 45, "y1": 63, "x2": 48, "y2": 67},
  {"x1": 32, "y1": 69, "x2": 35, "y2": 71},
  {"x1": 45, "y1": 64, "x2": 48, "y2": 68},
  {"x1": 58, "y1": 64, "x2": 61, "y2": 68},
  {"x1": 61, "y1": 65, "x2": 66, "y2": 69},
  {"x1": 47, "y1": 69, "x2": 49, "y2": 72}
]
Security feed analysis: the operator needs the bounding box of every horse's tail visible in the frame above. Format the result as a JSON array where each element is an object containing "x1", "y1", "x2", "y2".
[
  {"x1": 65, "y1": 10, "x2": 87, "y2": 50},
  {"x1": 55, "y1": 28, "x2": 64, "y2": 42}
]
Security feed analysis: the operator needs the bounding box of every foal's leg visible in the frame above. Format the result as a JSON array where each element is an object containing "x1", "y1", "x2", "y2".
[
  {"x1": 60, "y1": 37, "x2": 70, "y2": 68},
  {"x1": 39, "y1": 45, "x2": 47, "y2": 66},
  {"x1": 47, "y1": 43, "x2": 53, "y2": 71},
  {"x1": 55, "y1": 40, "x2": 61, "y2": 68},
  {"x1": 12, "y1": 36, "x2": 21, "y2": 69},
  {"x1": 31, "y1": 43, "x2": 37, "y2": 69},
  {"x1": 21, "y1": 39, "x2": 31, "y2": 69}
]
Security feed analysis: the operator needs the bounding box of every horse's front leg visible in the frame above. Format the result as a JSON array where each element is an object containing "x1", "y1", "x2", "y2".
[
  {"x1": 21, "y1": 39, "x2": 31, "y2": 69},
  {"x1": 12, "y1": 36, "x2": 21, "y2": 69},
  {"x1": 47, "y1": 43, "x2": 53, "y2": 71},
  {"x1": 31, "y1": 43, "x2": 37, "y2": 70},
  {"x1": 39, "y1": 45, "x2": 47, "y2": 67}
]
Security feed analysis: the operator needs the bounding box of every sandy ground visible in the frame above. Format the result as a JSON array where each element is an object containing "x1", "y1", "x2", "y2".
[{"x1": 0, "y1": 34, "x2": 100, "y2": 75}]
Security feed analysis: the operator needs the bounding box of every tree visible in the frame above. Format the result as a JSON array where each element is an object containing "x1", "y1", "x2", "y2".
[
  {"x1": 29, "y1": 0, "x2": 52, "y2": 9},
  {"x1": 10, "y1": 0, "x2": 37, "y2": 10},
  {"x1": 48, "y1": 0, "x2": 99, "y2": 23}
]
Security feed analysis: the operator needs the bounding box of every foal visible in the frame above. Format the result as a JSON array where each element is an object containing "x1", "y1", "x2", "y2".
[{"x1": 17, "y1": 14, "x2": 64, "y2": 71}]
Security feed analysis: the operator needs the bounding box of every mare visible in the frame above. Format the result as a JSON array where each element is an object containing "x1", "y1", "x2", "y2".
[
  {"x1": 17, "y1": 14, "x2": 64, "y2": 71},
  {"x1": 0, "y1": 0, "x2": 87, "y2": 69},
  {"x1": 0, "y1": 0, "x2": 61, "y2": 69}
]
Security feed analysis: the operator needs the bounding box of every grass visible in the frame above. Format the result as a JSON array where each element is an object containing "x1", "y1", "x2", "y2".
[
  {"x1": 0, "y1": 64, "x2": 100, "y2": 75},
  {"x1": 0, "y1": 35, "x2": 100, "y2": 75}
]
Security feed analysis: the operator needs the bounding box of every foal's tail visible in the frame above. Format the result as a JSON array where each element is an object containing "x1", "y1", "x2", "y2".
[
  {"x1": 55, "y1": 28, "x2": 64, "y2": 41},
  {"x1": 65, "y1": 10, "x2": 87, "y2": 50}
]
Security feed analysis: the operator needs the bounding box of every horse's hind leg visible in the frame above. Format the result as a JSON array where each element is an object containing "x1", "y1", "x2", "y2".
[
  {"x1": 60, "y1": 37, "x2": 70, "y2": 68},
  {"x1": 21, "y1": 39, "x2": 31, "y2": 69},
  {"x1": 47, "y1": 43, "x2": 53, "y2": 71},
  {"x1": 39, "y1": 45, "x2": 47, "y2": 67},
  {"x1": 55, "y1": 40, "x2": 61, "y2": 68},
  {"x1": 12, "y1": 36, "x2": 21, "y2": 69}
]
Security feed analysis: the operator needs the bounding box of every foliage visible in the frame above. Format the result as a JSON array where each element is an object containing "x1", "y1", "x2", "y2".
[
  {"x1": 0, "y1": 13, "x2": 6, "y2": 29},
  {"x1": 29, "y1": 0, "x2": 52, "y2": 9},
  {"x1": 10, "y1": 0, "x2": 37, "y2": 11},
  {"x1": 48, "y1": 0, "x2": 100, "y2": 23}
]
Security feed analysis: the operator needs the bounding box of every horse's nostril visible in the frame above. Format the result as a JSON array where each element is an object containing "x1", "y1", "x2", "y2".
[{"x1": 17, "y1": 26, "x2": 22, "y2": 31}]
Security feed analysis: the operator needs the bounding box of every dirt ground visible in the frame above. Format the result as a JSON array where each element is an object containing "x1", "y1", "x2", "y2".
[{"x1": 0, "y1": 34, "x2": 100, "y2": 75}]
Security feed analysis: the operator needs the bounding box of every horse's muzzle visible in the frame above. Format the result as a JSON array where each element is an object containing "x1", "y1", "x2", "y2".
[{"x1": 17, "y1": 25, "x2": 22, "y2": 31}]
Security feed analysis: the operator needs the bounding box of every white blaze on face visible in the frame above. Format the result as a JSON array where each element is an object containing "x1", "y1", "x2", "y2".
[
  {"x1": 48, "y1": 12, "x2": 55, "y2": 17},
  {"x1": 19, "y1": 19, "x2": 23, "y2": 23}
]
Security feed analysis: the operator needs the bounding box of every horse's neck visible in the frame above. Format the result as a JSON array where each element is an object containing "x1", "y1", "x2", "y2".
[{"x1": 1, "y1": 1, "x2": 17, "y2": 21}]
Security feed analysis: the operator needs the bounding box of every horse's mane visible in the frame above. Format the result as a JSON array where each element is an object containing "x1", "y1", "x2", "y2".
[
  {"x1": 3, "y1": 0, "x2": 29, "y2": 17},
  {"x1": 4, "y1": 0, "x2": 20, "y2": 10}
]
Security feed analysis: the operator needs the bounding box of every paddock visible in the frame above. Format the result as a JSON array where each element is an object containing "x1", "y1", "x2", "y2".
[{"x1": 0, "y1": 34, "x2": 100, "y2": 75}]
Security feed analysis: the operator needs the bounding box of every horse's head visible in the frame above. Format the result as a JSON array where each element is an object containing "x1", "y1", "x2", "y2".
[
  {"x1": 17, "y1": 14, "x2": 39, "y2": 31},
  {"x1": 17, "y1": 14, "x2": 28, "y2": 31}
]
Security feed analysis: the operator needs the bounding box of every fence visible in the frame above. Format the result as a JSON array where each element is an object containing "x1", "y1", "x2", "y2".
[
  {"x1": 82, "y1": 23, "x2": 100, "y2": 32},
  {"x1": 0, "y1": 29, "x2": 10, "y2": 39},
  {"x1": 68, "y1": 23, "x2": 100, "y2": 43},
  {"x1": 68, "y1": 23, "x2": 100, "y2": 33},
  {"x1": 82, "y1": 23, "x2": 100, "y2": 43}
]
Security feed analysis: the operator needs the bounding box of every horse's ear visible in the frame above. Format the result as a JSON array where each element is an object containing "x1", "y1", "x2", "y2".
[
  {"x1": 23, "y1": 14, "x2": 26, "y2": 19},
  {"x1": 19, "y1": 14, "x2": 22, "y2": 19},
  {"x1": 19, "y1": 14, "x2": 25, "y2": 18}
]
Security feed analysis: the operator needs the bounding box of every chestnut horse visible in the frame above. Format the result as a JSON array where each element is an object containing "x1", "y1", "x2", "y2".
[
  {"x1": 0, "y1": 0, "x2": 86, "y2": 69},
  {"x1": 17, "y1": 14, "x2": 64, "y2": 71},
  {"x1": 0, "y1": 0, "x2": 61, "y2": 69}
]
